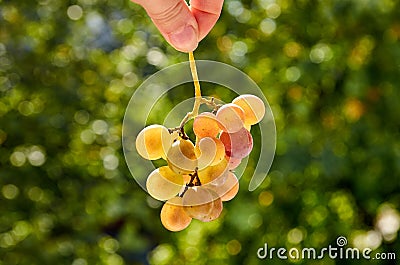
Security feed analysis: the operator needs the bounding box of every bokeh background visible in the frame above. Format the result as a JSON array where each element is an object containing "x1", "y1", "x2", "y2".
[{"x1": 1, "y1": 0, "x2": 400, "y2": 264}]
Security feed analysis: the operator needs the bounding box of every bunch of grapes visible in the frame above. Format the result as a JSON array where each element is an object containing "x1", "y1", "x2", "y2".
[{"x1": 135, "y1": 94, "x2": 265, "y2": 231}]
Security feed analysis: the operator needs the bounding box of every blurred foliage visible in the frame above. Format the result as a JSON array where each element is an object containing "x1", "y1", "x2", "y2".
[{"x1": 1, "y1": 0, "x2": 400, "y2": 264}]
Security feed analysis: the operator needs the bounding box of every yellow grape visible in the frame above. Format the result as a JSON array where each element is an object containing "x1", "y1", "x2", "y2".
[
  {"x1": 198, "y1": 158, "x2": 229, "y2": 184},
  {"x1": 201, "y1": 196, "x2": 223, "y2": 222},
  {"x1": 182, "y1": 186, "x2": 213, "y2": 206},
  {"x1": 194, "y1": 137, "x2": 225, "y2": 170},
  {"x1": 182, "y1": 174, "x2": 192, "y2": 184},
  {"x1": 232, "y1": 94, "x2": 265, "y2": 125},
  {"x1": 167, "y1": 139, "x2": 198, "y2": 174},
  {"x1": 193, "y1": 112, "x2": 221, "y2": 138},
  {"x1": 216, "y1": 103, "x2": 245, "y2": 133},
  {"x1": 161, "y1": 130, "x2": 180, "y2": 160},
  {"x1": 160, "y1": 196, "x2": 192, "y2": 232},
  {"x1": 182, "y1": 187, "x2": 223, "y2": 222},
  {"x1": 136, "y1": 125, "x2": 173, "y2": 160},
  {"x1": 183, "y1": 188, "x2": 213, "y2": 221},
  {"x1": 208, "y1": 172, "x2": 239, "y2": 201},
  {"x1": 168, "y1": 130, "x2": 180, "y2": 143},
  {"x1": 146, "y1": 166, "x2": 184, "y2": 201}
]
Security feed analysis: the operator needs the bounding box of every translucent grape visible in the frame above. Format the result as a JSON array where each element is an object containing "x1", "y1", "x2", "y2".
[
  {"x1": 193, "y1": 112, "x2": 221, "y2": 138},
  {"x1": 232, "y1": 94, "x2": 265, "y2": 125},
  {"x1": 226, "y1": 156, "x2": 242, "y2": 170},
  {"x1": 183, "y1": 187, "x2": 223, "y2": 222},
  {"x1": 136, "y1": 125, "x2": 173, "y2": 160},
  {"x1": 198, "y1": 158, "x2": 229, "y2": 184},
  {"x1": 167, "y1": 139, "x2": 198, "y2": 174},
  {"x1": 182, "y1": 186, "x2": 213, "y2": 206},
  {"x1": 209, "y1": 172, "x2": 239, "y2": 201},
  {"x1": 160, "y1": 196, "x2": 192, "y2": 232},
  {"x1": 216, "y1": 103, "x2": 245, "y2": 133},
  {"x1": 168, "y1": 130, "x2": 181, "y2": 143},
  {"x1": 203, "y1": 196, "x2": 223, "y2": 222},
  {"x1": 182, "y1": 174, "x2": 192, "y2": 184},
  {"x1": 195, "y1": 137, "x2": 225, "y2": 170},
  {"x1": 146, "y1": 166, "x2": 184, "y2": 201},
  {"x1": 220, "y1": 128, "x2": 253, "y2": 159},
  {"x1": 207, "y1": 170, "x2": 228, "y2": 186}
]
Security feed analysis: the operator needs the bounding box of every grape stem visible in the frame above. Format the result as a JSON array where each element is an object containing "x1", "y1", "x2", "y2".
[
  {"x1": 172, "y1": 53, "x2": 218, "y2": 196},
  {"x1": 189, "y1": 51, "x2": 202, "y2": 116},
  {"x1": 168, "y1": 52, "x2": 222, "y2": 137},
  {"x1": 179, "y1": 168, "x2": 201, "y2": 197},
  {"x1": 200, "y1": 97, "x2": 222, "y2": 113}
]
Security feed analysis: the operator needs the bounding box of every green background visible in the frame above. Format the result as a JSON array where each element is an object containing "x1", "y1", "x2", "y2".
[{"x1": 1, "y1": 0, "x2": 399, "y2": 264}]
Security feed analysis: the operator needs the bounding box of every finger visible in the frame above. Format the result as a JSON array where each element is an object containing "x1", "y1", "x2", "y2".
[
  {"x1": 190, "y1": 0, "x2": 224, "y2": 40},
  {"x1": 132, "y1": 0, "x2": 199, "y2": 52}
]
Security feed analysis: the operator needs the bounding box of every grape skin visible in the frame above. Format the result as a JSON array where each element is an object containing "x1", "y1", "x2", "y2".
[
  {"x1": 198, "y1": 158, "x2": 229, "y2": 184},
  {"x1": 146, "y1": 166, "x2": 184, "y2": 201},
  {"x1": 183, "y1": 187, "x2": 223, "y2": 222},
  {"x1": 226, "y1": 156, "x2": 242, "y2": 170},
  {"x1": 182, "y1": 186, "x2": 214, "y2": 206},
  {"x1": 202, "y1": 196, "x2": 223, "y2": 222},
  {"x1": 232, "y1": 94, "x2": 265, "y2": 125},
  {"x1": 167, "y1": 139, "x2": 198, "y2": 175},
  {"x1": 136, "y1": 125, "x2": 172, "y2": 160},
  {"x1": 216, "y1": 103, "x2": 246, "y2": 133},
  {"x1": 208, "y1": 172, "x2": 239, "y2": 202},
  {"x1": 220, "y1": 128, "x2": 253, "y2": 159},
  {"x1": 193, "y1": 112, "x2": 221, "y2": 138},
  {"x1": 195, "y1": 137, "x2": 225, "y2": 170},
  {"x1": 160, "y1": 197, "x2": 192, "y2": 232}
]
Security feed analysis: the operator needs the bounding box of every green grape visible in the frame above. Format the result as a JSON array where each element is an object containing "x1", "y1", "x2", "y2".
[
  {"x1": 232, "y1": 94, "x2": 265, "y2": 125},
  {"x1": 167, "y1": 139, "x2": 198, "y2": 174},
  {"x1": 146, "y1": 166, "x2": 184, "y2": 201},
  {"x1": 194, "y1": 137, "x2": 225, "y2": 170},
  {"x1": 193, "y1": 112, "x2": 221, "y2": 138},
  {"x1": 160, "y1": 196, "x2": 192, "y2": 232},
  {"x1": 136, "y1": 124, "x2": 173, "y2": 160},
  {"x1": 216, "y1": 103, "x2": 245, "y2": 133}
]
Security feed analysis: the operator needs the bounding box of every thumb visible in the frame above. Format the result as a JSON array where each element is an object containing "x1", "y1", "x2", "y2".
[{"x1": 133, "y1": 0, "x2": 199, "y2": 52}]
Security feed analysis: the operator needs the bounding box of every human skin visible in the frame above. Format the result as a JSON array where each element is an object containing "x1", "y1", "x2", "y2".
[{"x1": 131, "y1": 0, "x2": 224, "y2": 52}]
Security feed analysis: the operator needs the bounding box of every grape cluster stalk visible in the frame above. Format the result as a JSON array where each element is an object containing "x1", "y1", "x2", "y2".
[{"x1": 135, "y1": 52, "x2": 266, "y2": 231}]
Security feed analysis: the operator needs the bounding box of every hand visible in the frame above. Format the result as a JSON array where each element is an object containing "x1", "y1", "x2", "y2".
[{"x1": 132, "y1": 0, "x2": 224, "y2": 52}]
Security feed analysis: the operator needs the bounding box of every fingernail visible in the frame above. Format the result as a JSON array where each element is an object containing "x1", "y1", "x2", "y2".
[{"x1": 169, "y1": 25, "x2": 198, "y2": 52}]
